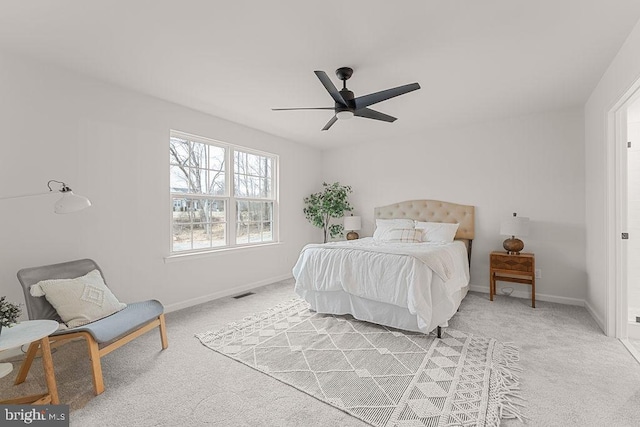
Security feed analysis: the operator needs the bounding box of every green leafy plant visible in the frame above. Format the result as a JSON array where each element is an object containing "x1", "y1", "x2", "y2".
[
  {"x1": 0, "y1": 296, "x2": 22, "y2": 329},
  {"x1": 303, "y1": 182, "x2": 353, "y2": 243}
]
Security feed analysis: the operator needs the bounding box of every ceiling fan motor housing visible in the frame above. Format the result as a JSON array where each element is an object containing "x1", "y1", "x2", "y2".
[{"x1": 337, "y1": 89, "x2": 355, "y2": 113}]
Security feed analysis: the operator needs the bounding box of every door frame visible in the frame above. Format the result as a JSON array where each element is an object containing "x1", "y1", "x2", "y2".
[{"x1": 607, "y1": 79, "x2": 640, "y2": 339}]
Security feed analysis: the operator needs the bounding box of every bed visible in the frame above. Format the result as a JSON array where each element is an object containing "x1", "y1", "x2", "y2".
[{"x1": 293, "y1": 200, "x2": 474, "y2": 336}]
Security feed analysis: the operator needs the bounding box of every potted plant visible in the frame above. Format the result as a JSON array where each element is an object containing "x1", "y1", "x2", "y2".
[
  {"x1": 304, "y1": 182, "x2": 353, "y2": 243},
  {"x1": 0, "y1": 296, "x2": 22, "y2": 335}
]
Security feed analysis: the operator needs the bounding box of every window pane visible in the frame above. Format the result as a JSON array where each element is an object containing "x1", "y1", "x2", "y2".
[
  {"x1": 250, "y1": 221, "x2": 272, "y2": 243},
  {"x1": 172, "y1": 198, "x2": 191, "y2": 222},
  {"x1": 262, "y1": 222, "x2": 272, "y2": 241},
  {"x1": 206, "y1": 169, "x2": 226, "y2": 196},
  {"x1": 235, "y1": 201, "x2": 273, "y2": 244},
  {"x1": 170, "y1": 166, "x2": 189, "y2": 193},
  {"x1": 208, "y1": 145, "x2": 225, "y2": 171},
  {"x1": 189, "y1": 168, "x2": 204, "y2": 194},
  {"x1": 172, "y1": 197, "x2": 227, "y2": 252},
  {"x1": 191, "y1": 142, "x2": 208, "y2": 170},
  {"x1": 192, "y1": 223, "x2": 212, "y2": 249},
  {"x1": 191, "y1": 199, "x2": 208, "y2": 223},
  {"x1": 211, "y1": 223, "x2": 226, "y2": 247},
  {"x1": 209, "y1": 199, "x2": 226, "y2": 222},
  {"x1": 249, "y1": 222, "x2": 262, "y2": 242},
  {"x1": 169, "y1": 137, "x2": 190, "y2": 166},
  {"x1": 237, "y1": 200, "x2": 249, "y2": 222},
  {"x1": 172, "y1": 223, "x2": 192, "y2": 251},
  {"x1": 236, "y1": 223, "x2": 249, "y2": 244},
  {"x1": 234, "y1": 150, "x2": 273, "y2": 198}
]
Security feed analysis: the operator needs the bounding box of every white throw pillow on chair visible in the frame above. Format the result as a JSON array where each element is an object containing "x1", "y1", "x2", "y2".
[{"x1": 30, "y1": 269, "x2": 126, "y2": 328}]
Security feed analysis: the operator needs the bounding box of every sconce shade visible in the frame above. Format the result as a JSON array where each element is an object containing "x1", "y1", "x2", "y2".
[
  {"x1": 54, "y1": 191, "x2": 92, "y2": 214},
  {"x1": 344, "y1": 216, "x2": 361, "y2": 231},
  {"x1": 0, "y1": 180, "x2": 91, "y2": 214}
]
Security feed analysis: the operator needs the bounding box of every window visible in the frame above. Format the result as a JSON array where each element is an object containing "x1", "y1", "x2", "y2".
[{"x1": 169, "y1": 131, "x2": 277, "y2": 254}]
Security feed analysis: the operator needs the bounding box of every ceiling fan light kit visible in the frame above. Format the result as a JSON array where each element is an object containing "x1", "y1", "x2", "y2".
[{"x1": 273, "y1": 66, "x2": 420, "y2": 131}]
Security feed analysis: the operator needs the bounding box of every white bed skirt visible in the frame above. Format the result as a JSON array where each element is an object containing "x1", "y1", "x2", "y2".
[{"x1": 298, "y1": 285, "x2": 469, "y2": 334}]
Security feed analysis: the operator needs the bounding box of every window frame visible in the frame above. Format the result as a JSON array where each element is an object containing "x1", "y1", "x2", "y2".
[{"x1": 169, "y1": 130, "x2": 279, "y2": 255}]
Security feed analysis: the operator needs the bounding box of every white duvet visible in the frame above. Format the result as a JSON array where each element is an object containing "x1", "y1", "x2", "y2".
[{"x1": 292, "y1": 237, "x2": 470, "y2": 332}]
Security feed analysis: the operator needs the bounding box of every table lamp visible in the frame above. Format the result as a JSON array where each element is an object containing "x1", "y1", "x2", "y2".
[
  {"x1": 500, "y1": 212, "x2": 529, "y2": 255},
  {"x1": 344, "y1": 215, "x2": 361, "y2": 240}
]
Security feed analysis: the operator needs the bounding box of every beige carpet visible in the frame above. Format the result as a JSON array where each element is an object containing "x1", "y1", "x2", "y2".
[
  {"x1": 196, "y1": 298, "x2": 524, "y2": 426},
  {"x1": 1, "y1": 279, "x2": 640, "y2": 426}
]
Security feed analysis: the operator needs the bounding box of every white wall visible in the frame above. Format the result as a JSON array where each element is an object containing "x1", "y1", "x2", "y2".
[
  {"x1": 585, "y1": 18, "x2": 640, "y2": 334},
  {"x1": 322, "y1": 107, "x2": 586, "y2": 304},
  {"x1": 0, "y1": 52, "x2": 322, "y2": 314}
]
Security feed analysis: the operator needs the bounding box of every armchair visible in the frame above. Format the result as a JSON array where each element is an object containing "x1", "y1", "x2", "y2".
[{"x1": 15, "y1": 259, "x2": 168, "y2": 395}]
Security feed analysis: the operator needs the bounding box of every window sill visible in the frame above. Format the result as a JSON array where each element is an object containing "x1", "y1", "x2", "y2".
[{"x1": 163, "y1": 241, "x2": 285, "y2": 263}]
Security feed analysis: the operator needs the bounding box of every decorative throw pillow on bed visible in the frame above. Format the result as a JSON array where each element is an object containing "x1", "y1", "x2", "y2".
[
  {"x1": 30, "y1": 269, "x2": 126, "y2": 328},
  {"x1": 373, "y1": 218, "x2": 415, "y2": 240},
  {"x1": 415, "y1": 221, "x2": 459, "y2": 243},
  {"x1": 378, "y1": 228, "x2": 423, "y2": 243}
]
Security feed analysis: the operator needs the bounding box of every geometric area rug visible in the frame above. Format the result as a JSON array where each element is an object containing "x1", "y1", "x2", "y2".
[{"x1": 195, "y1": 298, "x2": 525, "y2": 426}]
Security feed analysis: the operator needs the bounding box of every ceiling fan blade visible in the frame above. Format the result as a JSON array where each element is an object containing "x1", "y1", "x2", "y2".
[
  {"x1": 354, "y1": 107, "x2": 397, "y2": 123},
  {"x1": 314, "y1": 71, "x2": 348, "y2": 106},
  {"x1": 354, "y1": 83, "x2": 420, "y2": 109},
  {"x1": 321, "y1": 115, "x2": 338, "y2": 131},
  {"x1": 272, "y1": 107, "x2": 335, "y2": 111}
]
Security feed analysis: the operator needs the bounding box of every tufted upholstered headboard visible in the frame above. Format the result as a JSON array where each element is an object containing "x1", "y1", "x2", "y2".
[{"x1": 374, "y1": 200, "x2": 475, "y2": 263}]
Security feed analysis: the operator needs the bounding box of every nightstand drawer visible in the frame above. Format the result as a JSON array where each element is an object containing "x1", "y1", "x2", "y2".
[{"x1": 490, "y1": 253, "x2": 533, "y2": 272}]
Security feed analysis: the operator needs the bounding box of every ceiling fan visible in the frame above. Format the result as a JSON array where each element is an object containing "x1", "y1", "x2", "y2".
[{"x1": 272, "y1": 67, "x2": 421, "y2": 131}]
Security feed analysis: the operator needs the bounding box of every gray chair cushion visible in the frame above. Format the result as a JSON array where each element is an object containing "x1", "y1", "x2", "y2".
[
  {"x1": 54, "y1": 300, "x2": 164, "y2": 345},
  {"x1": 17, "y1": 259, "x2": 164, "y2": 345}
]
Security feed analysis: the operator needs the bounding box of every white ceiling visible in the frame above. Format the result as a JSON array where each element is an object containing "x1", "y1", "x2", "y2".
[{"x1": 1, "y1": 1, "x2": 640, "y2": 149}]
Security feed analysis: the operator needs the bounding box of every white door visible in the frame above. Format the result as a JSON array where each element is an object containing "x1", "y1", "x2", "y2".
[{"x1": 627, "y1": 100, "x2": 640, "y2": 339}]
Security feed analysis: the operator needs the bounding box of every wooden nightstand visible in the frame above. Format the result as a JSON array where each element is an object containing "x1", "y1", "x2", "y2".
[{"x1": 489, "y1": 251, "x2": 535, "y2": 308}]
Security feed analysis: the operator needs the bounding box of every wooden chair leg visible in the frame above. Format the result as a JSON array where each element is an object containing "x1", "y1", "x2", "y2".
[
  {"x1": 39, "y1": 337, "x2": 59, "y2": 404},
  {"x1": 85, "y1": 338, "x2": 104, "y2": 395},
  {"x1": 14, "y1": 341, "x2": 40, "y2": 385},
  {"x1": 158, "y1": 314, "x2": 169, "y2": 350}
]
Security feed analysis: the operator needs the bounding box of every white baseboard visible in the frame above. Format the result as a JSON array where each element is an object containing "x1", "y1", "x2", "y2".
[
  {"x1": 621, "y1": 339, "x2": 640, "y2": 365},
  {"x1": 584, "y1": 300, "x2": 606, "y2": 333},
  {"x1": 163, "y1": 273, "x2": 293, "y2": 313},
  {"x1": 468, "y1": 284, "x2": 584, "y2": 306}
]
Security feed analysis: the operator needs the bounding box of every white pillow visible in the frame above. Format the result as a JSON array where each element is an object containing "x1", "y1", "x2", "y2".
[
  {"x1": 30, "y1": 269, "x2": 126, "y2": 328},
  {"x1": 373, "y1": 218, "x2": 415, "y2": 240},
  {"x1": 378, "y1": 228, "x2": 423, "y2": 243},
  {"x1": 415, "y1": 221, "x2": 460, "y2": 243}
]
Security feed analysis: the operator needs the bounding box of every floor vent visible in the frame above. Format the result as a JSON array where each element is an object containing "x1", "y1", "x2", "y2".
[{"x1": 233, "y1": 292, "x2": 255, "y2": 299}]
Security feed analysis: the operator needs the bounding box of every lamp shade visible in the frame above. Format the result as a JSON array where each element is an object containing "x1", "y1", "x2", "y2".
[
  {"x1": 344, "y1": 215, "x2": 361, "y2": 231},
  {"x1": 54, "y1": 191, "x2": 92, "y2": 214},
  {"x1": 500, "y1": 214, "x2": 529, "y2": 237}
]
